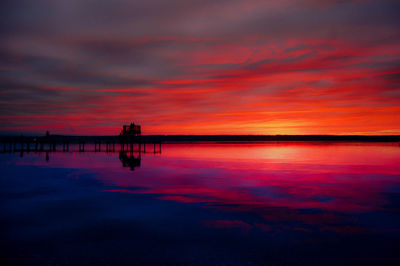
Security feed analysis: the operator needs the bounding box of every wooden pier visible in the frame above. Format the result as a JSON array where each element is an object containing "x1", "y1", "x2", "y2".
[{"x1": 0, "y1": 136, "x2": 162, "y2": 154}]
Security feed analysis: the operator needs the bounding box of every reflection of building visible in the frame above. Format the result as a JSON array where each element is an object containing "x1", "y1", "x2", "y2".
[
  {"x1": 119, "y1": 151, "x2": 141, "y2": 170},
  {"x1": 120, "y1": 123, "x2": 141, "y2": 137}
]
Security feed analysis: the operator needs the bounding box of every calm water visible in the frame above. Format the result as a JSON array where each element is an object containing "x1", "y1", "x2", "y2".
[{"x1": 1, "y1": 142, "x2": 400, "y2": 265}]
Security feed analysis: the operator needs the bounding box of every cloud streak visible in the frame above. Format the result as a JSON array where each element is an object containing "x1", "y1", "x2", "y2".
[{"x1": 0, "y1": 0, "x2": 399, "y2": 135}]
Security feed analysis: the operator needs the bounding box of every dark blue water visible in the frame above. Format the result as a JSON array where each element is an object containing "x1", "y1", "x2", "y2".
[{"x1": 1, "y1": 143, "x2": 400, "y2": 265}]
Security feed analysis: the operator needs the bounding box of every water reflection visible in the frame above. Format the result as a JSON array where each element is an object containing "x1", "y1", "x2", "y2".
[
  {"x1": 119, "y1": 151, "x2": 141, "y2": 170},
  {"x1": 1, "y1": 142, "x2": 400, "y2": 265}
]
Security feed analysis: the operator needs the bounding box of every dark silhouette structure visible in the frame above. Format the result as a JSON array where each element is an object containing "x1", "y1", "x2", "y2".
[
  {"x1": 0, "y1": 122, "x2": 163, "y2": 156},
  {"x1": 119, "y1": 122, "x2": 142, "y2": 147},
  {"x1": 0, "y1": 122, "x2": 164, "y2": 166},
  {"x1": 120, "y1": 123, "x2": 141, "y2": 137}
]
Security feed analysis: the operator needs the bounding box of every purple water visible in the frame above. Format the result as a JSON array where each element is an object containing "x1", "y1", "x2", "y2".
[{"x1": 1, "y1": 142, "x2": 400, "y2": 265}]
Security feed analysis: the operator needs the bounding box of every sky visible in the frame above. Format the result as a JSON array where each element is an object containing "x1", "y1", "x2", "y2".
[{"x1": 0, "y1": 0, "x2": 399, "y2": 135}]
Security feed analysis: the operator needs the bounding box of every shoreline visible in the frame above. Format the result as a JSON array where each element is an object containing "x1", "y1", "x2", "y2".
[{"x1": 1, "y1": 135, "x2": 399, "y2": 143}]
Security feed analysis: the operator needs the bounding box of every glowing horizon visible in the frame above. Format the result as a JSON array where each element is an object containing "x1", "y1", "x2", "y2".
[{"x1": 1, "y1": 0, "x2": 399, "y2": 135}]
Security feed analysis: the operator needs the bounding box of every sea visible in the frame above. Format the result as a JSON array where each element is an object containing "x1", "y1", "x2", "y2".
[{"x1": 1, "y1": 142, "x2": 400, "y2": 265}]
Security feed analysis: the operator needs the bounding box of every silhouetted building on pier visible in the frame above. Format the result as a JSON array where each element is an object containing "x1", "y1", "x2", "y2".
[{"x1": 120, "y1": 123, "x2": 141, "y2": 137}]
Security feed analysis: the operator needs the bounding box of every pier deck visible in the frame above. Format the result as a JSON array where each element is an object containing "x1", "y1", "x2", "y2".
[{"x1": 0, "y1": 136, "x2": 162, "y2": 154}]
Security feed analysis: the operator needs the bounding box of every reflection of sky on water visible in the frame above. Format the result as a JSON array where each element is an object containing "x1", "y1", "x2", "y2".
[{"x1": 1, "y1": 143, "x2": 400, "y2": 265}]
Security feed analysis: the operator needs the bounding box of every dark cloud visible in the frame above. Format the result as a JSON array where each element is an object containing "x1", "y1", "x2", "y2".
[{"x1": 381, "y1": 72, "x2": 400, "y2": 81}]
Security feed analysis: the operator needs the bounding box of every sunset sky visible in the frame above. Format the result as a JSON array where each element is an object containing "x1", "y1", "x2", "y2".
[{"x1": 1, "y1": 0, "x2": 399, "y2": 135}]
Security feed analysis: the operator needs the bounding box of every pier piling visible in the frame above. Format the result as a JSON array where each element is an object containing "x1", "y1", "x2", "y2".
[{"x1": 0, "y1": 136, "x2": 162, "y2": 155}]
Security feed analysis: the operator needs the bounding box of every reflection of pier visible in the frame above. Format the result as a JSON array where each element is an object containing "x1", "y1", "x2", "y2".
[{"x1": 119, "y1": 151, "x2": 141, "y2": 170}]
